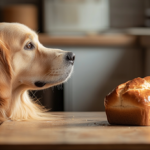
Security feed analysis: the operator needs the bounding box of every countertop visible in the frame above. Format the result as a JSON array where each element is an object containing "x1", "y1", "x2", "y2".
[
  {"x1": 1, "y1": 112, "x2": 150, "y2": 150},
  {"x1": 39, "y1": 33, "x2": 138, "y2": 47},
  {"x1": 38, "y1": 28, "x2": 150, "y2": 47}
]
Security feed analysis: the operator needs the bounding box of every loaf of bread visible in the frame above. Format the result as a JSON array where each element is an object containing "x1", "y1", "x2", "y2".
[{"x1": 104, "y1": 76, "x2": 150, "y2": 126}]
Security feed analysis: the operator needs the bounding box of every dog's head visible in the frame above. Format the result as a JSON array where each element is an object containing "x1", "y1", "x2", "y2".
[
  {"x1": 0, "y1": 23, "x2": 75, "y2": 91},
  {"x1": 0, "y1": 23, "x2": 75, "y2": 121}
]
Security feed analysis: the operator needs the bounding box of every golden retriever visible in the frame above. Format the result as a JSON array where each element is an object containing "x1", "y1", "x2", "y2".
[{"x1": 0, "y1": 22, "x2": 75, "y2": 122}]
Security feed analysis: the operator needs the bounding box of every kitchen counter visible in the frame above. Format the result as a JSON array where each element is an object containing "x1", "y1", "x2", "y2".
[
  {"x1": 39, "y1": 28, "x2": 150, "y2": 47},
  {"x1": 1, "y1": 112, "x2": 150, "y2": 150},
  {"x1": 39, "y1": 33, "x2": 138, "y2": 47}
]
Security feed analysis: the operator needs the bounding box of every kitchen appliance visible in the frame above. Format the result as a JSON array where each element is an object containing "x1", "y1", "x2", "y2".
[{"x1": 43, "y1": 0, "x2": 109, "y2": 35}]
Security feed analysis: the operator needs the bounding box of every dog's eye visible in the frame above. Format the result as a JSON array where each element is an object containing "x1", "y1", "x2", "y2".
[{"x1": 24, "y1": 42, "x2": 34, "y2": 50}]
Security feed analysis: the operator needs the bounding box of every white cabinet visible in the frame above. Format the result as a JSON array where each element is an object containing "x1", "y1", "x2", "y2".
[{"x1": 63, "y1": 47, "x2": 142, "y2": 111}]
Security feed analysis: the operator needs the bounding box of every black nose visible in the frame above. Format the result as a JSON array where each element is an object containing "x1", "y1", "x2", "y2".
[{"x1": 66, "y1": 52, "x2": 75, "y2": 65}]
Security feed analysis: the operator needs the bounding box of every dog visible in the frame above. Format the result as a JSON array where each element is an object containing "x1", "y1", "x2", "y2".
[{"x1": 0, "y1": 22, "x2": 75, "y2": 122}]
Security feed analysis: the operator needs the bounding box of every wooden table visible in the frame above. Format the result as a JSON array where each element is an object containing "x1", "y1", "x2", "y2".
[{"x1": 1, "y1": 112, "x2": 150, "y2": 150}]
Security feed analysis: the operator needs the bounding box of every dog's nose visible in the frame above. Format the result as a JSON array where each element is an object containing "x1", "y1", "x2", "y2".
[{"x1": 66, "y1": 52, "x2": 75, "y2": 64}]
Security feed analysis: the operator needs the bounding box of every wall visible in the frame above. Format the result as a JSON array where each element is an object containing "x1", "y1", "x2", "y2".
[{"x1": 64, "y1": 47, "x2": 143, "y2": 111}]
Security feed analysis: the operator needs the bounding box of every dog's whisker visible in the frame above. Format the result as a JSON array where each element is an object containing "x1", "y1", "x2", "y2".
[{"x1": 41, "y1": 69, "x2": 65, "y2": 82}]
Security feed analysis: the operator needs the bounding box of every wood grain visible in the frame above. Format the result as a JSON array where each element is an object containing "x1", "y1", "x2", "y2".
[
  {"x1": 1, "y1": 112, "x2": 150, "y2": 150},
  {"x1": 39, "y1": 34, "x2": 138, "y2": 46}
]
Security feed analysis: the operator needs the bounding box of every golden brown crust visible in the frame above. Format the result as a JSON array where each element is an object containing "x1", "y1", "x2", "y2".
[
  {"x1": 104, "y1": 77, "x2": 150, "y2": 126},
  {"x1": 105, "y1": 107, "x2": 150, "y2": 126}
]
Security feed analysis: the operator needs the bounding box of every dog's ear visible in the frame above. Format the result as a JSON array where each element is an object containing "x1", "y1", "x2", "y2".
[{"x1": 0, "y1": 40, "x2": 12, "y2": 122}]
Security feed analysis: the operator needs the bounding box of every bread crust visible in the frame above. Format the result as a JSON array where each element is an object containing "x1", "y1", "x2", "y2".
[{"x1": 104, "y1": 77, "x2": 150, "y2": 126}]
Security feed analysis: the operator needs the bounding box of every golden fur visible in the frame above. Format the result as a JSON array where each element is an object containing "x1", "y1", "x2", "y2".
[{"x1": 0, "y1": 23, "x2": 74, "y2": 122}]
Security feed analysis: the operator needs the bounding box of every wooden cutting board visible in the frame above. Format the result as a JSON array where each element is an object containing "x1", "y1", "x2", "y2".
[{"x1": 0, "y1": 112, "x2": 150, "y2": 150}]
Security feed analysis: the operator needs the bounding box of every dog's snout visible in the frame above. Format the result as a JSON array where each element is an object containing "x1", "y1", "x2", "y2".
[{"x1": 66, "y1": 52, "x2": 75, "y2": 65}]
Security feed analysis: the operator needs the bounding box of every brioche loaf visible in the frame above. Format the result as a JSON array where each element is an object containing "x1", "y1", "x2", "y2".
[{"x1": 104, "y1": 76, "x2": 150, "y2": 126}]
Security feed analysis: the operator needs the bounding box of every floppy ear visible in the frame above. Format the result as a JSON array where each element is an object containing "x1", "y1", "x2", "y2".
[{"x1": 0, "y1": 39, "x2": 12, "y2": 122}]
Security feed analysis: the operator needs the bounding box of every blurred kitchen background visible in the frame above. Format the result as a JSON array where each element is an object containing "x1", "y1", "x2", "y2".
[{"x1": 0, "y1": 0, "x2": 150, "y2": 111}]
